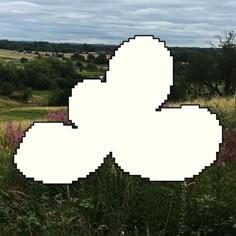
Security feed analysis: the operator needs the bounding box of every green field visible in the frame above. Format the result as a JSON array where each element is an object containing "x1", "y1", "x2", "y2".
[
  {"x1": 0, "y1": 106, "x2": 67, "y2": 121},
  {"x1": 32, "y1": 90, "x2": 50, "y2": 100},
  {"x1": 79, "y1": 71, "x2": 104, "y2": 78},
  {"x1": 0, "y1": 90, "x2": 66, "y2": 123}
]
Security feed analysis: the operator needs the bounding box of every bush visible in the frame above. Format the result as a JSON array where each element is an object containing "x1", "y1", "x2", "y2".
[
  {"x1": 22, "y1": 87, "x2": 32, "y2": 101},
  {"x1": 20, "y1": 57, "x2": 28, "y2": 63},
  {"x1": 71, "y1": 53, "x2": 85, "y2": 61},
  {"x1": 0, "y1": 81, "x2": 14, "y2": 96},
  {"x1": 87, "y1": 53, "x2": 95, "y2": 62},
  {"x1": 86, "y1": 63, "x2": 97, "y2": 71},
  {"x1": 48, "y1": 88, "x2": 71, "y2": 106},
  {"x1": 94, "y1": 53, "x2": 107, "y2": 64}
]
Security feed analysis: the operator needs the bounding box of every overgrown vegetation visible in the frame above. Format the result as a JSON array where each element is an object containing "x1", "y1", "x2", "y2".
[
  {"x1": 0, "y1": 117, "x2": 235, "y2": 235},
  {"x1": 0, "y1": 31, "x2": 235, "y2": 235}
]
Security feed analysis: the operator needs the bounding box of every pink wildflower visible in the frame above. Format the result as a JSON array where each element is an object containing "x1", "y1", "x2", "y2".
[
  {"x1": 47, "y1": 112, "x2": 64, "y2": 122},
  {"x1": 15, "y1": 132, "x2": 24, "y2": 143}
]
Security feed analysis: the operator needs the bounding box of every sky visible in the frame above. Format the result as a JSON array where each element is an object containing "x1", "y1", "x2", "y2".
[{"x1": 0, "y1": 0, "x2": 235, "y2": 47}]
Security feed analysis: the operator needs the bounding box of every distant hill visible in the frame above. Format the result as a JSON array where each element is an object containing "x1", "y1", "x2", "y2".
[
  {"x1": 0, "y1": 39, "x2": 222, "y2": 63},
  {"x1": 0, "y1": 39, "x2": 117, "y2": 54}
]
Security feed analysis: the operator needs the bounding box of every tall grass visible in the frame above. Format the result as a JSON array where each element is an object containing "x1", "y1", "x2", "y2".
[
  {"x1": 165, "y1": 96, "x2": 236, "y2": 128},
  {"x1": 0, "y1": 103, "x2": 235, "y2": 235}
]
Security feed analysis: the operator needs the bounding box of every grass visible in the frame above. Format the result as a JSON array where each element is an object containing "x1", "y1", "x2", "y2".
[
  {"x1": 0, "y1": 97, "x2": 23, "y2": 108},
  {"x1": 0, "y1": 107, "x2": 67, "y2": 121},
  {"x1": 32, "y1": 90, "x2": 50, "y2": 100},
  {"x1": 0, "y1": 49, "x2": 35, "y2": 60},
  {"x1": 0, "y1": 95, "x2": 235, "y2": 235},
  {"x1": 0, "y1": 95, "x2": 235, "y2": 127},
  {"x1": 0, "y1": 91, "x2": 66, "y2": 122},
  {"x1": 166, "y1": 96, "x2": 236, "y2": 128},
  {"x1": 1, "y1": 109, "x2": 50, "y2": 121},
  {"x1": 79, "y1": 71, "x2": 104, "y2": 78}
]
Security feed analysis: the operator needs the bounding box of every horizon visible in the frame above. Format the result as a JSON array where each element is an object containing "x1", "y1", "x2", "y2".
[{"x1": 0, "y1": 38, "x2": 217, "y2": 49}]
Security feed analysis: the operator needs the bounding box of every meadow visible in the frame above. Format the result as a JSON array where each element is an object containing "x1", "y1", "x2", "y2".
[
  {"x1": 0, "y1": 43, "x2": 235, "y2": 235},
  {"x1": 0, "y1": 92, "x2": 235, "y2": 235}
]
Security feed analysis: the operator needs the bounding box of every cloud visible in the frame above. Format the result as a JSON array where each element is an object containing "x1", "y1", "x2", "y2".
[
  {"x1": 0, "y1": 0, "x2": 235, "y2": 46},
  {"x1": 14, "y1": 36, "x2": 222, "y2": 184}
]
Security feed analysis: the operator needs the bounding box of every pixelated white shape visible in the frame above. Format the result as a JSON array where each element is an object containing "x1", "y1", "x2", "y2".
[
  {"x1": 14, "y1": 123, "x2": 107, "y2": 184},
  {"x1": 70, "y1": 36, "x2": 173, "y2": 129},
  {"x1": 14, "y1": 36, "x2": 222, "y2": 184},
  {"x1": 111, "y1": 106, "x2": 222, "y2": 181}
]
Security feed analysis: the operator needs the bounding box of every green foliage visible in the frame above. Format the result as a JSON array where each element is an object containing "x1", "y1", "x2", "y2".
[
  {"x1": 87, "y1": 53, "x2": 95, "y2": 62},
  {"x1": 0, "y1": 109, "x2": 49, "y2": 120},
  {"x1": 86, "y1": 63, "x2": 97, "y2": 71},
  {"x1": 0, "y1": 121, "x2": 235, "y2": 235},
  {"x1": 75, "y1": 61, "x2": 84, "y2": 69},
  {"x1": 48, "y1": 88, "x2": 71, "y2": 106},
  {"x1": 94, "y1": 53, "x2": 107, "y2": 64},
  {"x1": 71, "y1": 52, "x2": 85, "y2": 61},
  {"x1": 23, "y1": 57, "x2": 78, "y2": 90},
  {"x1": 188, "y1": 52, "x2": 222, "y2": 97},
  {"x1": 20, "y1": 57, "x2": 28, "y2": 63},
  {"x1": 169, "y1": 63, "x2": 190, "y2": 101},
  {"x1": 0, "y1": 39, "x2": 115, "y2": 54},
  {"x1": 0, "y1": 81, "x2": 14, "y2": 96},
  {"x1": 22, "y1": 87, "x2": 32, "y2": 101},
  {"x1": 211, "y1": 31, "x2": 236, "y2": 96}
]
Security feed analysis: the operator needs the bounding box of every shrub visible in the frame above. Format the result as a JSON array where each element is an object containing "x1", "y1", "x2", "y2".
[
  {"x1": 0, "y1": 81, "x2": 14, "y2": 96},
  {"x1": 48, "y1": 88, "x2": 71, "y2": 106},
  {"x1": 20, "y1": 57, "x2": 28, "y2": 63}
]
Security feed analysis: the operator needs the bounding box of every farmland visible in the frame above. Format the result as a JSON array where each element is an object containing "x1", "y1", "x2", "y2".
[{"x1": 0, "y1": 49, "x2": 35, "y2": 60}]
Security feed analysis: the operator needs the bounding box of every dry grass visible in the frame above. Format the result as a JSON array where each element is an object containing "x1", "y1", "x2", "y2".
[
  {"x1": 165, "y1": 96, "x2": 236, "y2": 128},
  {"x1": 36, "y1": 51, "x2": 111, "y2": 60},
  {"x1": 0, "y1": 49, "x2": 35, "y2": 60},
  {"x1": 0, "y1": 120, "x2": 34, "y2": 132},
  {"x1": 0, "y1": 98, "x2": 22, "y2": 106},
  {"x1": 0, "y1": 49, "x2": 112, "y2": 61},
  {"x1": 166, "y1": 96, "x2": 235, "y2": 111}
]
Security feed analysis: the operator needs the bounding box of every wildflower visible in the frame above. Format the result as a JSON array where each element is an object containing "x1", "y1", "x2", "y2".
[
  {"x1": 47, "y1": 112, "x2": 57, "y2": 121},
  {"x1": 5, "y1": 121, "x2": 15, "y2": 151},
  {"x1": 56, "y1": 112, "x2": 64, "y2": 121},
  {"x1": 47, "y1": 112, "x2": 64, "y2": 122},
  {"x1": 6, "y1": 122, "x2": 14, "y2": 132},
  {"x1": 15, "y1": 132, "x2": 24, "y2": 143}
]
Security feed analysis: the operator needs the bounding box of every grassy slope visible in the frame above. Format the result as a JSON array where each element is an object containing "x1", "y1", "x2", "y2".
[{"x1": 0, "y1": 91, "x2": 67, "y2": 128}]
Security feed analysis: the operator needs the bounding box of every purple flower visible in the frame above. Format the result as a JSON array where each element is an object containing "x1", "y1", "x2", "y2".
[
  {"x1": 6, "y1": 122, "x2": 14, "y2": 133},
  {"x1": 48, "y1": 112, "x2": 57, "y2": 121},
  {"x1": 15, "y1": 132, "x2": 24, "y2": 143},
  {"x1": 47, "y1": 112, "x2": 64, "y2": 122}
]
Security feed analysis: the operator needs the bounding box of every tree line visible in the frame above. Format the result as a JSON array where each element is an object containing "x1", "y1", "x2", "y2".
[
  {"x1": 0, "y1": 40, "x2": 116, "y2": 54},
  {"x1": 0, "y1": 31, "x2": 235, "y2": 105}
]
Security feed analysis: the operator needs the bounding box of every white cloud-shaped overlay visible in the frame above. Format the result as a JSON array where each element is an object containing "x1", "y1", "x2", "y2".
[{"x1": 14, "y1": 36, "x2": 223, "y2": 184}]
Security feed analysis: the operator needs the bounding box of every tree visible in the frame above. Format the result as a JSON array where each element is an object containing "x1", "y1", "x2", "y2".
[
  {"x1": 22, "y1": 87, "x2": 32, "y2": 101},
  {"x1": 20, "y1": 57, "x2": 28, "y2": 63},
  {"x1": 0, "y1": 81, "x2": 14, "y2": 96},
  {"x1": 86, "y1": 63, "x2": 97, "y2": 71},
  {"x1": 71, "y1": 52, "x2": 85, "y2": 61},
  {"x1": 209, "y1": 30, "x2": 236, "y2": 96},
  {"x1": 169, "y1": 63, "x2": 191, "y2": 101},
  {"x1": 188, "y1": 52, "x2": 223, "y2": 97},
  {"x1": 48, "y1": 88, "x2": 71, "y2": 106},
  {"x1": 76, "y1": 61, "x2": 83, "y2": 68},
  {"x1": 94, "y1": 53, "x2": 107, "y2": 64},
  {"x1": 87, "y1": 53, "x2": 95, "y2": 62}
]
